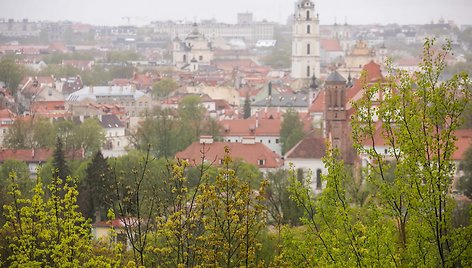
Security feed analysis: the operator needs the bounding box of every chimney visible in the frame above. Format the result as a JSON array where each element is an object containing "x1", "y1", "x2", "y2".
[
  {"x1": 31, "y1": 148, "x2": 35, "y2": 158},
  {"x1": 89, "y1": 86, "x2": 94, "y2": 94},
  {"x1": 255, "y1": 118, "x2": 259, "y2": 128}
]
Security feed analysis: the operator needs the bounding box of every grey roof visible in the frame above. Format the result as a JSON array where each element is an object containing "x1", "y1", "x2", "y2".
[
  {"x1": 253, "y1": 92, "x2": 309, "y2": 108},
  {"x1": 66, "y1": 85, "x2": 148, "y2": 102},
  {"x1": 326, "y1": 71, "x2": 346, "y2": 83},
  {"x1": 100, "y1": 114, "x2": 125, "y2": 128}
]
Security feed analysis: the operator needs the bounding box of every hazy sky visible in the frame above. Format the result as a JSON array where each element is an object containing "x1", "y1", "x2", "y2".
[{"x1": 1, "y1": 0, "x2": 471, "y2": 26}]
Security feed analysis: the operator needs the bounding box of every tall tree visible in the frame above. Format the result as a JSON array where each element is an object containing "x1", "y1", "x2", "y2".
[
  {"x1": 0, "y1": 173, "x2": 122, "y2": 267},
  {"x1": 73, "y1": 117, "x2": 105, "y2": 157},
  {"x1": 32, "y1": 117, "x2": 56, "y2": 148},
  {"x1": 79, "y1": 150, "x2": 114, "y2": 221},
  {"x1": 177, "y1": 95, "x2": 205, "y2": 148},
  {"x1": 0, "y1": 160, "x2": 32, "y2": 225},
  {"x1": 284, "y1": 39, "x2": 472, "y2": 267},
  {"x1": 280, "y1": 109, "x2": 305, "y2": 155},
  {"x1": 52, "y1": 137, "x2": 70, "y2": 182},
  {"x1": 0, "y1": 57, "x2": 26, "y2": 93},
  {"x1": 243, "y1": 93, "x2": 251, "y2": 119}
]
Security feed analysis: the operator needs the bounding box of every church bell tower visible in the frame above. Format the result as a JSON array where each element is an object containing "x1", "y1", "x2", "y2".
[{"x1": 291, "y1": 0, "x2": 320, "y2": 80}]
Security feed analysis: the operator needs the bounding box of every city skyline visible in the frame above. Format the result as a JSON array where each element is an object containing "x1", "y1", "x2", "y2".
[{"x1": 1, "y1": 0, "x2": 472, "y2": 26}]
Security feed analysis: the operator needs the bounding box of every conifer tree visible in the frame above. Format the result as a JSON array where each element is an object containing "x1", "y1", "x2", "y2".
[{"x1": 52, "y1": 137, "x2": 70, "y2": 182}]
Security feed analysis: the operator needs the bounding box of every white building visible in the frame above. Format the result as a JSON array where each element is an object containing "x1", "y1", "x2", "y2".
[
  {"x1": 291, "y1": 0, "x2": 321, "y2": 79},
  {"x1": 66, "y1": 85, "x2": 152, "y2": 117},
  {"x1": 284, "y1": 135, "x2": 327, "y2": 194},
  {"x1": 172, "y1": 23, "x2": 214, "y2": 70},
  {"x1": 100, "y1": 114, "x2": 128, "y2": 158}
]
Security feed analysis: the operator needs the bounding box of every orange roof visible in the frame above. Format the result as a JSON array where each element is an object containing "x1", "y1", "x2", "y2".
[
  {"x1": 347, "y1": 61, "x2": 385, "y2": 102},
  {"x1": 31, "y1": 101, "x2": 66, "y2": 112},
  {"x1": 285, "y1": 134, "x2": 326, "y2": 159},
  {"x1": 321, "y1": 38, "x2": 343, "y2": 52},
  {"x1": 176, "y1": 142, "x2": 283, "y2": 169},
  {"x1": 0, "y1": 148, "x2": 83, "y2": 163},
  {"x1": 212, "y1": 59, "x2": 258, "y2": 70},
  {"x1": 454, "y1": 129, "x2": 472, "y2": 160},
  {"x1": 221, "y1": 118, "x2": 281, "y2": 136},
  {"x1": 0, "y1": 108, "x2": 16, "y2": 119},
  {"x1": 363, "y1": 125, "x2": 472, "y2": 161},
  {"x1": 309, "y1": 90, "x2": 325, "y2": 113}
]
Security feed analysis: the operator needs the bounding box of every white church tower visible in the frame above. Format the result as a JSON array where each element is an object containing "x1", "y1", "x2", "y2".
[{"x1": 291, "y1": 0, "x2": 320, "y2": 80}]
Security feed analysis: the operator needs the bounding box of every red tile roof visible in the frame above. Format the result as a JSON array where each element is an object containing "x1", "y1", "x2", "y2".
[
  {"x1": 212, "y1": 59, "x2": 258, "y2": 70},
  {"x1": 347, "y1": 61, "x2": 385, "y2": 102},
  {"x1": 221, "y1": 118, "x2": 281, "y2": 136},
  {"x1": 176, "y1": 141, "x2": 283, "y2": 169},
  {"x1": 363, "y1": 125, "x2": 472, "y2": 161},
  {"x1": 0, "y1": 148, "x2": 84, "y2": 163},
  {"x1": 454, "y1": 129, "x2": 472, "y2": 160},
  {"x1": 309, "y1": 90, "x2": 325, "y2": 113},
  {"x1": 285, "y1": 135, "x2": 326, "y2": 159},
  {"x1": 321, "y1": 38, "x2": 343, "y2": 52},
  {"x1": 0, "y1": 108, "x2": 16, "y2": 120}
]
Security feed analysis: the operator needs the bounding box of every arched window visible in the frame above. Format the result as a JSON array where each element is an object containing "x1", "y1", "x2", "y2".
[
  {"x1": 307, "y1": 25, "x2": 311, "y2": 34},
  {"x1": 307, "y1": 43, "x2": 311, "y2": 55},
  {"x1": 306, "y1": 66, "x2": 310, "y2": 77},
  {"x1": 306, "y1": 10, "x2": 310, "y2": 20},
  {"x1": 316, "y1": 169, "x2": 322, "y2": 189},
  {"x1": 183, "y1": 54, "x2": 187, "y2": 62}
]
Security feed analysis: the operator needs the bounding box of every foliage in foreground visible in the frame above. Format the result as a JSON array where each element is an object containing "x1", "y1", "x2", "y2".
[
  {"x1": 281, "y1": 39, "x2": 472, "y2": 267},
  {"x1": 0, "y1": 174, "x2": 124, "y2": 267}
]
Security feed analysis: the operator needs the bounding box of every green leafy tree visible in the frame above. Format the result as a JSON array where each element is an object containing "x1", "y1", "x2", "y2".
[
  {"x1": 4, "y1": 118, "x2": 33, "y2": 149},
  {"x1": 0, "y1": 57, "x2": 26, "y2": 93},
  {"x1": 199, "y1": 148, "x2": 268, "y2": 267},
  {"x1": 280, "y1": 109, "x2": 305, "y2": 155},
  {"x1": 0, "y1": 160, "x2": 32, "y2": 225},
  {"x1": 149, "y1": 148, "x2": 268, "y2": 268},
  {"x1": 284, "y1": 39, "x2": 472, "y2": 267},
  {"x1": 5, "y1": 117, "x2": 56, "y2": 149},
  {"x1": 152, "y1": 78, "x2": 178, "y2": 99},
  {"x1": 55, "y1": 119, "x2": 77, "y2": 151},
  {"x1": 0, "y1": 173, "x2": 121, "y2": 267},
  {"x1": 32, "y1": 117, "x2": 56, "y2": 148},
  {"x1": 73, "y1": 117, "x2": 105, "y2": 157},
  {"x1": 177, "y1": 95, "x2": 206, "y2": 147},
  {"x1": 137, "y1": 108, "x2": 179, "y2": 158},
  {"x1": 111, "y1": 148, "x2": 159, "y2": 266}
]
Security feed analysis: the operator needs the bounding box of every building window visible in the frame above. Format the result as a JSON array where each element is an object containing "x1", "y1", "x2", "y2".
[
  {"x1": 307, "y1": 66, "x2": 310, "y2": 77},
  {"x1": 183, "y1": 55, "x2": 187, "y2": 62},
  {"x1": 316, "y1": 169, "x2": 322, "y2": 189},
  {"x1": 258, "y1": 159, "x2": 265, "y2": 166},
  {"x1": 199, "y1": 55, "x2": 203, "y2": 61},
  {"x1": 307, "y1": 25, "x2": 311, "y2": 34},
  {"x1": 307, "y1": 43, "x2": 310, "y2": 55},
  {"x1": 276, "y1": 138, "x2": 279, "y2": 144},
  {"x1": 306, "y1": 10, "x2": 310, "y2": 20}
]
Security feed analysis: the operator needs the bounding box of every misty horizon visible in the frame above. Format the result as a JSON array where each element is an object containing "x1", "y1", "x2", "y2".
[{"x1": 1, "y1": 0, "x2": 472, "y2": 27}]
